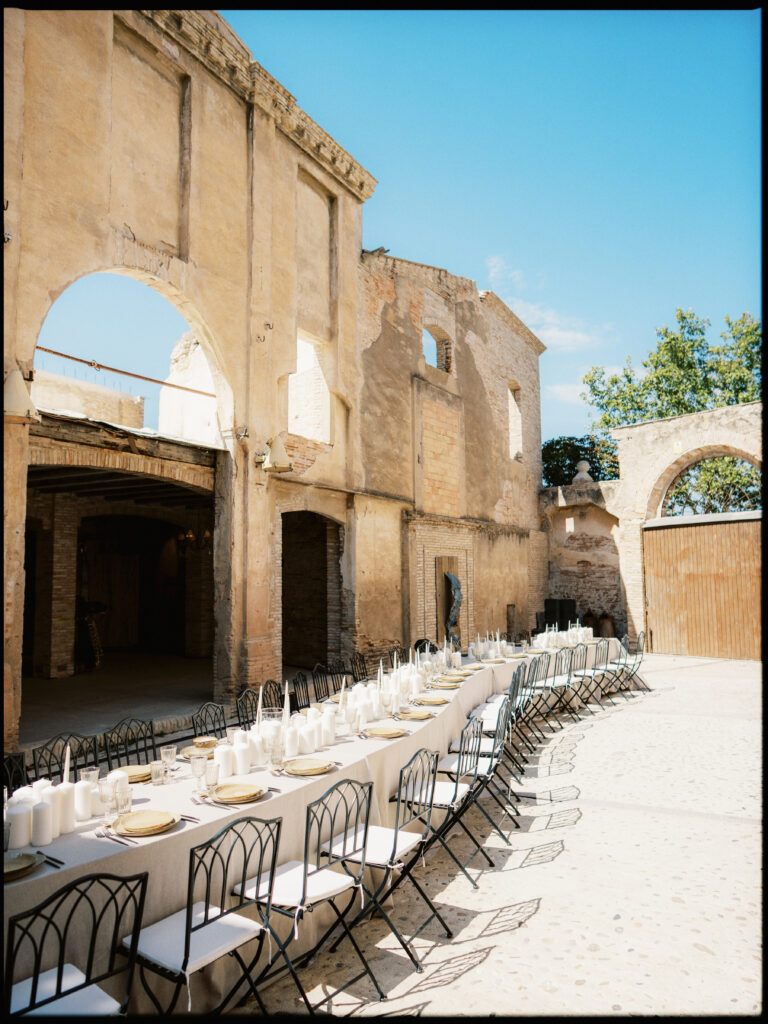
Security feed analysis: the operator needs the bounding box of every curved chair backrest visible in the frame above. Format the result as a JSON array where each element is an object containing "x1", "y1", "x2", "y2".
[
  {"x1": 527, "y1": 653, "x2": 549, "y2": 693},
  {"x1": 236, "y1": 688, "x2": 260, "y2": 729},
  {"x1": 414, "y1": 638, "x2": 438, "y2": 654},
  {"x1": 489, "y1": 696, "x2": 513, "y2": 765},
  {"x1": 304, "y1": 780, "x2": 372, "y2": 903},
  {"x1": 3, "y1": 752, "x2": 28, "y2": 796},
  {"x1": 452, "y1": 717, "x2": 483, "y2": 794},
  {"x1": 31, "y1": 732, "x2": 100, "y2": 784},
  {"x1": 261, "y1": 680, "x2": 283, "y2": 709},
  {"x1": 104, "y1": 718, "x2": 156, "y2": 770},
  {"x1": 327, "y1": 660, "x2": 347, "y2": 694},
  {"x1": 312, "y1": 665, "x2": 329, "y2": 703},
  {"x1": 4, "y1": 871, "x2": 148, "y2": 1015},
  {"x1": 593, "y1": 639, "x2": 610, "y2": 670},
  {"x1": 552, "y1": 646, "x2": 573, "y2": 680},
  {"x1": 391, "y1": 749, "x2": 439, "y2": 856},
  {"x1": 350, "y1": 653, "x2": 368, "y2": 683},
  {"x1": 388, "y1": 645, "x2": 409, "y2": 669},
  {"x1": 570, "y1": 643, "x2": 588, "y2": 674},
  {"x1": 192, "y1": 702, "x2": 228, "y2": 740},
  {"x1": 507, "y1": 662, "x2": 525, "y2": 711},
  {"x1": 292, "y1": 672, "x2": 311, "y2": 712},
  {"x1": 634, "y1": 632, "x2": 646, "y2": 660},
  {"x1": 184, "y1": 815, "x2": 282, "y2": 973}
]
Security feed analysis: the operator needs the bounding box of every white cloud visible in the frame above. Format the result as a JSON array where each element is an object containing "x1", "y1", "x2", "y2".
[
  {"x1": 485, "y1": 255, "x2": 526, "y2": 290},
  {"x1": 508, "y1": 298, "x2": 598, "y2": 352},
  {"x1": 545, "y1": 383, "x2": 588, "y2": 405}
]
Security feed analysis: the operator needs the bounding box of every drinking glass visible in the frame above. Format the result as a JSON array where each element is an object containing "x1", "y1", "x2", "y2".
[
  {"x1": 189, "y1": 754, "x2": 208, "y2": 793},
  {"x1": 150, "y1": 760, "x2": 165, "y2": 786},
  {"x1": 116, "y1": 788, "x2": 132, "y2": 816},
  {"x1": 226, "y1": 727, "x2": 238, "y2": 746},
  {"x1": 160, "y1": 745, "x2": 178, "y2": 783},
  {"x1": 379, "y1": 688, "x2": 393, "y2": 716},
  {"x1": 203, "y1": 760, "x2": 220, "y2": 797},
  {"x1": 261, "y1": 709, "x2": 284, "y2": 772},
  {"x1": 97, "y1": 778, "x2": 117, "y2": 822}
]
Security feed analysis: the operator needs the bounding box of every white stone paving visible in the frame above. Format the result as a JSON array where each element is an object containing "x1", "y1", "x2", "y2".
[{"x1": 232, "y1": 654, "x2": 762, "y2": 1017}]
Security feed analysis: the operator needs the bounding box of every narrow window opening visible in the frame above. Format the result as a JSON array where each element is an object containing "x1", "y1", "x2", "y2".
[{"x1": 508, "y1": 385, "x2": 523, "y2": 460}]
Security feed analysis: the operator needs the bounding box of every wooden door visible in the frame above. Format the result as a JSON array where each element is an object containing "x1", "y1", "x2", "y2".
[{"x1": 643, "y1": 517, "x2": 761, "y2": 660}]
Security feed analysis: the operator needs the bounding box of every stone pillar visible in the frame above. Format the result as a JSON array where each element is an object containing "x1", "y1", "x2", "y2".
[
  {"x1": 185, "y1": 544, "x2": 214, "y2": 657},
  {"x1": 34, "y1": 493, "x2": 78, "y2": 677},
  {"x1": 326, "y1": 520, "x2": 341, "y2": 660},
  {"x1": 3, "y1": 422, "x2": 29, "y2": 750},
  {"x1": 617, "y1": 520, "x2": 645, "y2": 643}
]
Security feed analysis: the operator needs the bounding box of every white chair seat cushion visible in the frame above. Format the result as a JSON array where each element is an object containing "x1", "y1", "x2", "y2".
[
  {"x1": 438, "y1": 753, "x2": 494, "y2": 775},
  {"x1": 484, "y1": 693, "x2": 507, "y2": 706},
  {"x1": 235, "y1": 859, "x2": 353, "y2": 909},
  {"x1": 450, "y1": 735, "x2": 495, "y2": 754},
  {"x1": 11, "y1": 964, "x2": 121, "y2": 1015},
  {"x1": 322, "y1": 824, "x2": 422, "y2": 867},
  {"x1": 431, "y1": 779, "x2": 470, "y2": 807},
  {"x1": 573, "y1": 668, "x2": 602, "y2": 677},
  {"x1": 548, "y1": 674, "x2": 570, "y2": 688},
  {"x1": 125, "y1": 901, "x2": 262, "y2": 976}
]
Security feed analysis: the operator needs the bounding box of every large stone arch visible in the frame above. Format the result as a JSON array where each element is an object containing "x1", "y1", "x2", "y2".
[{"x1": 645, "y1": 444, "x2": 761, "y2": 521}]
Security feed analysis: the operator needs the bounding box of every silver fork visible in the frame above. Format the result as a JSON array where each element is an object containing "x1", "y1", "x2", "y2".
[{"x1": 95, "y1": 828, "x2": 136, "y2": 847}]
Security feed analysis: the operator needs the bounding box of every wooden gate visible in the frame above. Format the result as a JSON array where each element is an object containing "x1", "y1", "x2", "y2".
[{"x1": 643, "y1": 513, "x2": 761, "y2": 660}]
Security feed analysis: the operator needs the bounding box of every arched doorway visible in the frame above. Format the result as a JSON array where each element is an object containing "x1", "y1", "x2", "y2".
[
  {"x1": 281, "y1": 511, "x2": 342, "y2": 669},
  {"x1": 643, "y1": 449, "x2": 762, "y2": 660}
]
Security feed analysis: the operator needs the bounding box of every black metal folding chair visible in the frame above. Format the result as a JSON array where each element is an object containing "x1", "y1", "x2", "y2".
[
  {"x1": 326, "y1": 748, "x2": 450, "y2": 973},
  {"x1": 30, "y1": 732, "x2": 100, "y2": 784},
  {"x1": 3, "y1": 752, "x2": 28, "y2": 796},
  {"x1": 414, "y1": 638, "x2": 438, "y2": 654},
  {"x1": 619, "y1": 632, "x2": 649, "y2": 693},
  {"x1": 292, "y1": 671, "x2": 311, "y2": 711},
  {"x1": 104, "y1": 717, "x2": 157, "y2": 770},
  {"x1": 5, "y1": 871, "x2": 148, "y2": 1015},
  {"x1": 350, "y1": 652, "x2": 368, "y2": 682},
  {"x1": 529, "y1": 647, "x2": 574, "y2": 730},
  {"x1": 191, "y1": 701, "x2": 228, "y2": 740},
  {"x1": 422, "y1": 717, "x2": 492, "y2": 889},
  {"x1": 245, "y1": 779, "x2": 385, "y2": 1012},
  {"x1": 388, "y1": 645, "x2": 409, "y2": 669},
  {"x1": 262, "y1": 680, "x2": 283, "y2": 709},
  {"x1": 515, "y1": 653, "x2": 550, "y2": 745},
  {"x1": 236, "y1": 687, "x2": 260, "y2": 729},
  {"x1": 131, "y1": 815, "x2": 281, "y2": 1014},
  {"x1": 311, "y1": 664, "x2": 330, "y2": 703},
  {"x1": 571, "y1": 639, "x2": 611, "y2": 713},
  {"x1": 327, "y1": 659, "x2": 348, "y2": 694}
]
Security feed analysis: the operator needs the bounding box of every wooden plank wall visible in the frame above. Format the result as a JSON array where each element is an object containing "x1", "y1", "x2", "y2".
[{"x1": 644, "y1": 519, "x2": 761, "y2": 660}]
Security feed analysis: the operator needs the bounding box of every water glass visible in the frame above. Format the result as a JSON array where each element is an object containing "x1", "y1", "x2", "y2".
[
  {"x1": 116, "y1": 788, "x2": 132, "y2": 816},
  {"x1": 261, "y1": 709, "x2": 284, "y2": 771},
  {"x1": 226, "y1": 727, "x2": 238, "y2": 746},
  {"x1": 160, "y1": 745, "x2": 178, "y2": 782},
  {"x1": 150, "y1": 760, "x2": 165, "y2": 786},
  {"x1": 189, "y1": 754, "x2": 208, "y2": 793},
  {"x1": 203, "y1": 760, "x2": 220, "y2": 796},
  {"x1": 97, "y1": 778, "x2": 117, "y2": 822}
]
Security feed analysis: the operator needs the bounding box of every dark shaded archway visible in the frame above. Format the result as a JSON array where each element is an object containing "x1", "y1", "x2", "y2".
[{"x1": 281, "y1": 511, "x2": 342, "y2": 668}]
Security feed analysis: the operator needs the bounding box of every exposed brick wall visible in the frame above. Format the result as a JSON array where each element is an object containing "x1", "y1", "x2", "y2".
[
  {"x1": 185, "y1": 546, "x2": 214, "y2": 657},
  {"x1": 281, "y1": 511, "x2": 329, "y2": 668},
  {"x1": 326, "y1": 520, "x2": 342, "y2": 659},
  {"x1": 421, "y1": 399, "x2": 461, "y2": 518},
  {"x1": 36, "y1": 493, "x2": 78, "y2": 676}
]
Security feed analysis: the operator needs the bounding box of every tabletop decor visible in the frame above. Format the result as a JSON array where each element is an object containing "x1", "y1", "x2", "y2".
[
  {"x1": 4, "y1": 851, "x2": 46, "y2": 882},
  {"x1": 282, "y1": 758, "x2": 335, "y2": 777},
  {"x1": 111, "y1": 810, "x2": 180, "y2": 837},
  {"x1": 362, "y1": 726, "x2": 408, "y2": 739},
  {"x1": 395, "y1": 708, "x2": 433, "y2": 721},
  {"x1": 211, "y1": 783, "x2": 267, "y2": 805},
  {"x1": 123, "y1": 764, "x2": 153, "y2": 783}
]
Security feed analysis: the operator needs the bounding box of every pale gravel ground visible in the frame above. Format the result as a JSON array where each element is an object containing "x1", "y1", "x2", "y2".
[{"x1": 232, "y1": 654, "x2": 762, "y2": 1017}]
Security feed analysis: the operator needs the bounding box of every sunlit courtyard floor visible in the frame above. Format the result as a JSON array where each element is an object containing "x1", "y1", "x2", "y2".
[{"x1": 230, "y1": 653, "x2": 762, "y2": 1017}]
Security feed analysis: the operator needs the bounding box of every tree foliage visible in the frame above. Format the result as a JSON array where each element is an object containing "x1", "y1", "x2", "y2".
[
  {"x1": 580, "y1": 308, "x2": 761, "y2": 514},
  {"x1": 541, "y1": 434, "x2": 618, "y2": 488}
]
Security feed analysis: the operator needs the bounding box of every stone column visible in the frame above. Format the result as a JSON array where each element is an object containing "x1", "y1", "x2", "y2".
[
  {"x1": 617, "y1": 520, "x2": 645, "y2": 643},
  {"x1": 185, "y1": 544, "x2": 214, "y2": 657},
  {"x1": 35, "y1": 493, "x2": 78, "y2": 678},
  {"x1": 3, "y1": 422, "x2": 30, "y2": 750}
]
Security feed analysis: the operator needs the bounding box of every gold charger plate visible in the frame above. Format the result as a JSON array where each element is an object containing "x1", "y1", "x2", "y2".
[
  {"x1": 180, "y1": 745, "x2": 215, "y2": 760},
  {"x1": 430, "y1": 681, "x2": 460, "y2": 689},
  {"x1": 283, "y1": 758, "x2": 335, "y2": 777},
  {"x1": 363, "y1": 726, "x2": 408, "y2": 739},
  {"x1": 212, "y1": 783, "x2": 267, "y2": 804},
  {"x1": 415, "y1": 694, "x2": 449, "y2": 706},
  {"x1": 465, "y1": 662, "x2": 484, "y2": 670},
  {"x1": 113, "y1": 810, "x2": 180, "y2": 837},
  {"x1": 481, "y1": 658, "x2": 506, "y2": 664},
  {"x1": 396, "y1": 708, "x2": 433, "y2": 721},
  {"x1": 506, "y1": 653, "x2": 528, "y2": 659},
  {"x1": 4, "y1": 852, "x2": 46, "y2": 882},
  {"x1": 123, "y1": 764, "x2": 152, "y2": 784}
]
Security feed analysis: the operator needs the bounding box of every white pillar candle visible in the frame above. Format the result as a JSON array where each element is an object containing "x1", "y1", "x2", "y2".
[
  {"x1": 32, "y1": 778, "x2": 50, "y2": 797},
  {"x1": 358, "y1": 700, "x2": 370, "y2": 728},
  {"x1": 233, "y1": 729, "x2": 249, "y2": 747},
  {"x1": 306, "y1": 706, "x2": 321, "y2": 722},
  {"x1": 58, "y1": 781, "x2": 76, "y2": 834},
  {"x1": 7, "y1": 803, "x2": 32, "y2": 849},
  {"x1": 320, "y1": 714, "x2": 335, "y2": 747},
  {"x1": 297, "y1": 723, "x2": 314, "y2": 755},
  {"x1": 283, "y1": 724, "x2": 299, "y2": 759},
  {"x1": 74, "y1": 780, "x2": 93, "y2": 821},
  {"x1": 11, "y1": 786, "x2": 36, "y2": 806},
  {"x1": 40, "y1": 786, "x2": 61, "y2": 838},
  {"x1": 31, "y1": 800, "x2": 53, "y2": 847},
  {"x1": 108, "y1": 770, "x2": 130, "y2": 794},
  {"x1": 213, "y1": 744, "x2": 234, "y2": 780},
  {"x1": 90, "y1": 785, "x2": 105, "y2": 818},
  {"x1": 248, "y1": 729, "x2": 264, "y2": 767},
  {"x1": 233, "y1": 744, "x2": 251, "y2": 776},
  {"x1": 63, "y1": 744, "x2": 71, "y2": 785}
]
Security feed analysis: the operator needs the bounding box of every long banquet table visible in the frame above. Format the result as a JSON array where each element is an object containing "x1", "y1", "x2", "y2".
[{"x1": 4, "y1": 642, "x2": 621, "y2": 1013}]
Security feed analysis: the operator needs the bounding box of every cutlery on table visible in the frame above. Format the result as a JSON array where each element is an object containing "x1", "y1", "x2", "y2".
[
  {"x1": 95, "y1": 828, "x2": 136, "y2": 847},
  {"x1": 36, "y1": 850, "x2": 65, "y2": 865},
  {"x1": 180, "y1": 814, "x2": 199, "y2": 823}
]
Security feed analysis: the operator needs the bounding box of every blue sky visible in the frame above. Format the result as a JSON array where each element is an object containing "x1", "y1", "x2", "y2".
[{"x1": 36, "y1": 9, "x2": 761, "y2": 442}]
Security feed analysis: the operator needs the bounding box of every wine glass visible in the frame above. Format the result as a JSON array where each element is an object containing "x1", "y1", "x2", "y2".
[
  {"x1": 160, "y1": 744, "x2": 178, "y2": 784},
  {"x1": 189, "y1": 754, "x2": 208, "y2": 793}
]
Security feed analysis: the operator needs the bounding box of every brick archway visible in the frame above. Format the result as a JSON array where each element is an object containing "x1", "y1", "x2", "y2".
[{"x1": 644, "y1": 444, "x2": 761, "y2": 521}]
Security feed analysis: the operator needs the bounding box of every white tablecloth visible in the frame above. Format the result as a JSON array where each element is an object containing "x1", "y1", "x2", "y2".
[{"x1": 4, "y1": 642, "x2": 623, "y2": 1012}]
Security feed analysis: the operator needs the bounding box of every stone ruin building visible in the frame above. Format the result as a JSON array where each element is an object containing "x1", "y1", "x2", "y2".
[{"x1": 4, "y1": 11, "x2": 761, "y2": 751}]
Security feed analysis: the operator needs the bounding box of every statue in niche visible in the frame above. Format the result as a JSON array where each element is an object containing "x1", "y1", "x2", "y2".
[{"x1": 444, "y1": 572, "x2": 462, "y2": 646}]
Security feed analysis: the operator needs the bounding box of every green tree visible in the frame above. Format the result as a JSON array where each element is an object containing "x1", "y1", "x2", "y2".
[
  {"x1": 541, "y1": 434, "x2": 618, "y2": 487},
  {"x1": 580, "y1": 308, "x2": 761, "y2": 514}
]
